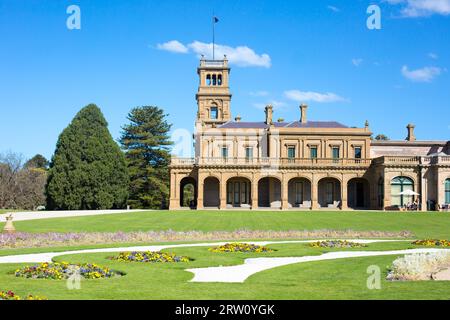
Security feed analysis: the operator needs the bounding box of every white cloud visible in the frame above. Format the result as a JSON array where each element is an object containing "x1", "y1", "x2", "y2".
[
  {"x1": 253, "y1": 100, "x2": 287, "y2": 110},
  {"x1": 428, "y1": 52, "x2": 439, "y2": 59},
  {"x1": 352, "y1": 58, "x2": 363, "y2": 67},
  {"x1": 385, "y1": 0, "x2": 450, "y2": 17},
  {"x1": 156, "y1": 40, "x2": 271, "y2": 68},
  {"x1": 188, "y1": 41, "x2": 271, "y2": 68},
  {"x1": 284, "y1": 90, "x2": 348, "y2": 103},
  {"x1": 401, "y1": 65, "x2": 442, "y2": 82},
  {"x1": 327, "y1": 5, "x2": 340, "y2": 12},
  {"x1": 250, "y1": 91, "x2": 269, "y2": 97},
  {"x1": 156, "y1": 40, "x2": 189, "y2": 54}
]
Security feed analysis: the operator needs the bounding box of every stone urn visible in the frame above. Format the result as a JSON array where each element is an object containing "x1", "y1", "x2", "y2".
[{"x1": 3, "y1": 214, "x2": 16, "y2": 233}]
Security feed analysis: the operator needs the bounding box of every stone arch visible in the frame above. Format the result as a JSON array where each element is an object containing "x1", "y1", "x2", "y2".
[
  {"x1": 180, "y1": 177, "x2": 197, "y2": 209},
  {"x1": 347, "y1": 177, "x2": 370, "y2": 209},
  {"x1": 288, "y1": 177, "x2": 312, "y2": 209},
  {"x1": 258, "y1": 177, "x2": 282, "y2": 208},
  {"x1": 203, "y1": 176, "x2": 220, "y2": 208},
  {"x1": 318, "y1": 177, "x2": 341, "y2": 209},
  {"x1": 226, "y1": 177, "x2": 252, "y2": 208}
]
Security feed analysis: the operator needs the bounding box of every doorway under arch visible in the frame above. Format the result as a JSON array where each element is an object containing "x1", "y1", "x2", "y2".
[{"x1": 180, "y1": 177, "x2": 197, "y2": 209}]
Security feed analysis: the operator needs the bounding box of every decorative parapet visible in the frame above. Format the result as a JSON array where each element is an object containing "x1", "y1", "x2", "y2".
[
  {"x1": 170, "y1": 157, "x2": 372, "y2": 168},
  {"x1": 372, "y1": 156, "x2": 450, "y2": 166}
]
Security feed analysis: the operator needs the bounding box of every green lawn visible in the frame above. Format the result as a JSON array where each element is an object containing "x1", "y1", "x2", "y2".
[
  {"x1": 2, "y1": 241, "x2": 449, "y2": 300},
  {"x1": 3, "y1": 210, "x2": 450, "y2": 238},
  {"x1": 2, "y1": 210, "x2": 450, "y2": 300}
]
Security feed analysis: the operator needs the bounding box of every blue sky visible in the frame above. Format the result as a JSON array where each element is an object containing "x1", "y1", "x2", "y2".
[{"x1": 0, "y1": 0, "x2": 449, "y2": 160}]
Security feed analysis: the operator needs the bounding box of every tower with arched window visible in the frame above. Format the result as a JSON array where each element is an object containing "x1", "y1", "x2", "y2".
[{"x1": 196, "y1": 56, "x2": 232, "y2": 126}]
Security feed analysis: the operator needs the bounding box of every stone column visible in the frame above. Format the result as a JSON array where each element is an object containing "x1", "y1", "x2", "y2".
[
  {"x1": 220, "y1": 178, "x2": 227, "y2": 210},
  {"x1": 311, "y1": 176, "x2": 318, "y2": 209},
  {"x1": 420, "y1": 166, "x2": 427, "y2": 211},
  {"x1": 341, "y1": 178, "x2": 348, "y2": 210},
  {"x1": 251, "y1": 179, "x2": 259, "y2": 209},
  {"x1": 281, "y1": 175, "x2": 289, "y2": 210},
  {"x1": 197, "y1": 178, "x2": 204, "y2": 210},
  {"x1": 169, "y1": 173, "x2": 180, "y2": 210}
]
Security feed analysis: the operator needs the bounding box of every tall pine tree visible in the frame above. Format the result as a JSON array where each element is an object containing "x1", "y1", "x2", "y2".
[
  {"x1": 120, "y1": 106, "x2": 173, "y2": 209},
  {"x1": 46, "y1": 104, "x2": 129, "y2": 210}
]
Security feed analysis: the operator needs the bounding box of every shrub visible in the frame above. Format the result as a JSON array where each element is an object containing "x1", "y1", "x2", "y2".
[
  {"x1": 209, "y1": 243, "x2": 274, "y2": 253},
  {"x1": 15, "y1": 262, "x2": 123, "y2": 280},
  {"x1": 412, "y1": 239, "x2": 450, "y2": 247},
  {"x1": 0, "y1": 290, "x2": 47, "y2": 300},
  {"x1": 109, "y1": 251, "x2": 190, "y2": 263},
  {"x1": 309, "y1": 240, "x2": 366, "y2": 248},
  {"x1": 387, "y1": 252, "x2": 450, "y2": 281}
]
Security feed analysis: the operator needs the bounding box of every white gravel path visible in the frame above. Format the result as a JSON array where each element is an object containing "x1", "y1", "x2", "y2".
[
  {"x1": 187, "y1": 248, "x2": 449, "y2": 283},
  {"x1": 0, "y1": 239, "x2": 404, "y2": 264},
  {"x1": 0, "y1": 209, "x2": 148, "y2": 222}
]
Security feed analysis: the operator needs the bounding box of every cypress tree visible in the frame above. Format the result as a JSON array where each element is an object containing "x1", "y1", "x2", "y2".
[
  {"x1": 46, "y1": 104, "x2": 129, "y2": 210},
  {"x1": 120, "y1": 106, "x2": 173, "y2": 209}
]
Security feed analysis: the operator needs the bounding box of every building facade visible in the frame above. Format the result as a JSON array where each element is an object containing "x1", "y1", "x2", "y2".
[{"x1": 169, "y1": 58, "x2": 450, "y2": 211}]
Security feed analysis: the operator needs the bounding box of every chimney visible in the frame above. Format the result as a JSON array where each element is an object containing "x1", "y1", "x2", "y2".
[
  {"x1": 300, "y1": 104, "x2": 308, "y2": 123},
  {"x1": 406, "y1": 123, "x2": 416, "y2": 142},
  {"x1": 265, "y1": 105, "x2": 273, "y2": 125},
  {"x1": 235, "y1": 115, "x2": 241, "y2": 122}
]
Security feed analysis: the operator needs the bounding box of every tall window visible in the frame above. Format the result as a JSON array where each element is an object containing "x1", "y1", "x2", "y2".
[
  {"x1": 354, "y1": 147, "x2": 362, "y2": 159},
  {"x1": 218, "y1": 74, "x2": 222, "y2": 85},
  {"x1": 445, "y1": 179, "x2": 450, "y2": 205},
  {"x1": 310, "y1": 146, "x2": 318, "y2": 159},
  {"x1": 210, "y1": 107, "x2": 218, "y2": 119},
  {"x1": 326, "y1": 182, "x2": 334, "y2": 204},
  {"x1": 295, "y1": 182, "x2": 303, "y2": 204},
  {"x1": 206, "y1": 74, "x2": 211, "y2": 86},
  {"x1": 391, "y1": 176, "x2": 414, "y2": 207},
  {"x1": 287, "y1": 147, "x2": 296, "y2": 159},
  {"x1": 212, "y1": 74, "x2": 217, "y2": 86},
  {"x1": 332, "y1": 147, "x2": 340, "y2": 158},
  {"x1": 221, "y1": 147, "x2": 228, "y2": 159},
  {"x1": 245, "y1": 147, "x2": 253, "y2": 161}
]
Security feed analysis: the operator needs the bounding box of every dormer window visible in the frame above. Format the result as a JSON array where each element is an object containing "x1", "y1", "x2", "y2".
[{"x1": 210, "y1": 106, "x2": 218, "y2": 119}]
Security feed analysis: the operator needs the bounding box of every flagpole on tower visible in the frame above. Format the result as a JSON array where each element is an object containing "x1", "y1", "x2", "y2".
[{"x1": 212, "y1": 14, "x2": 219, "y2": 60}]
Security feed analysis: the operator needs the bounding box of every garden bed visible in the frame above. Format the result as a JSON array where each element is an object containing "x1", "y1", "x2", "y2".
[{"x1": 14, "y1": 262, "x2": 124, "y2": 280}]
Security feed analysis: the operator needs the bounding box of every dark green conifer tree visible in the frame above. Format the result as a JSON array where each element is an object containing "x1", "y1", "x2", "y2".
[
  {"x1": 46, "y1": 104, "x2": 129, "y2": 210},
  {"x1": 120, "y1": 106, "x2": 173, "y2": 209}
]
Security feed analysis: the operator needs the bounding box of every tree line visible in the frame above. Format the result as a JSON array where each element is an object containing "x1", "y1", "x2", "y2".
[{"x1": 0, "y1": 104, "x2": 173, "y2": 211}]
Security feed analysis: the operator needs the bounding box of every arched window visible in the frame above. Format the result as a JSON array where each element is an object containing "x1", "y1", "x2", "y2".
[
  {"x1": 445, "y1": 179, "x2": 450, "y2": 204},
  {"x1": 206, "y1": 74, "x2": 211, "y2": 86},
  {"x1": 391, "y1": 176, "x2": 414, "y2": 207},
  {"x1": 218, "y1": 74, "x2": 222, "y2": 85},
  {"x1": 212, "y1": 74, "x2": 217, "y2": 86}
]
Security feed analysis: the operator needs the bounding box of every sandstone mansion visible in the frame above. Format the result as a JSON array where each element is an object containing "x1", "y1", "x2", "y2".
[{"x1": 169, "y1": 57, "x2": 450, "y2": 211}]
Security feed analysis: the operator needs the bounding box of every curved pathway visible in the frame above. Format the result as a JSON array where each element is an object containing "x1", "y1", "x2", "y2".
[
  {"x1": 187, "y1": 248, "x2": 449, "y2": 283},
  {"x1": 2, "y1": 239, "x2": 442, "y2": 284},
  {"x1": 0, "y1": 239, "x2": 403, "y2": 264}
]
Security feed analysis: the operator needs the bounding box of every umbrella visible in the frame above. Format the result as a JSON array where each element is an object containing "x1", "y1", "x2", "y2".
[{"x1": 398, "y1": 190, "x2": 420, "y2": 196}]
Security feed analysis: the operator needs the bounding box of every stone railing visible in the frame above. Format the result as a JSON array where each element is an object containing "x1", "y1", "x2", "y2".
[
  {"x1": 171, "y1": 157, "x2": 372, "y2": 167},
  {"x1": 372, "y1": 156, "x2": 450, "y2": 166}
]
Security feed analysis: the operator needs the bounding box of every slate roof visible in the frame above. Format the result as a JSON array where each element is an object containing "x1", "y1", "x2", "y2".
[{"x1": 218, "y1": 121, "x2": 349, "y2": 129}]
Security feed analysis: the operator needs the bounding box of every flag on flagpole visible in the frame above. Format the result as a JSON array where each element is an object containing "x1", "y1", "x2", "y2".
[{"x1": 213, "y1": 16, "x2": 219, "y2": 23}]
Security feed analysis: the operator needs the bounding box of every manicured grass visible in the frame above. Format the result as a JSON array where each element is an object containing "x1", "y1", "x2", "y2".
[
  {"x1": 1, "y1": 241, "x2": 448, "y2": 300},
  {"x1": 3, "y1": 210, "x2": 450, "y2": 238}
]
